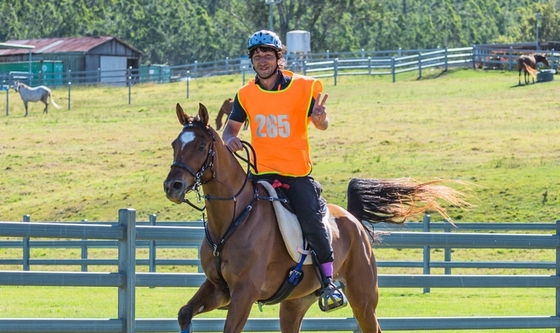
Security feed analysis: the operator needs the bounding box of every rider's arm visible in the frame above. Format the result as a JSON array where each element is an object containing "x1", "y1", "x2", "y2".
[
  {"x1": 223, "y1": 94, "x2": 248, "y2": 151},
  {"x1": 222, "y1": 119, "x2": 244, "y2": 151}
]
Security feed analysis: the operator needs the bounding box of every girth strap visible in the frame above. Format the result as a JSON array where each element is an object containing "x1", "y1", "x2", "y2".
[{"x1": 204, "y1": 188, "x2": 259, "y2": 279}]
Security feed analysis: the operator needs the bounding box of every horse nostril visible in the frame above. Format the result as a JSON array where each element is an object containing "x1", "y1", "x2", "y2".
[{"x1": 172, "y1": 181, "x2": 184, "y2": 191}]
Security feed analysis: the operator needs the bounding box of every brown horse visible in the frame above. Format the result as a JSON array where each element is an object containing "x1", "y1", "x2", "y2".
[
  {"x1": 518, "y1": 54, "x2": 549, "y2": 85},
  {"x1": 215, "y1": 98, "x2": 248, "y2": 131},
  {"x1": 163, "y1": 103, "x2": 469, "y2": 333}
]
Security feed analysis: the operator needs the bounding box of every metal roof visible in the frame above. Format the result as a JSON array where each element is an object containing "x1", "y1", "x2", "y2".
[{"x1": 0, "y1": 36, "x2": 141, "y2": 56}]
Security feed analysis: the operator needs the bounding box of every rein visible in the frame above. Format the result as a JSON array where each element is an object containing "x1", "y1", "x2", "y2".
[{"x1": 170, "y1": 122, "x2": 260, "y2": 280}]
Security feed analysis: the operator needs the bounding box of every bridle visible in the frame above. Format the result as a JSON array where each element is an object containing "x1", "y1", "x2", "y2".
[
  {"x1": 169, "y1": 120, "x2": 260, "y2": 280},
  {"x1": 170, "y1": 122, "x2": 216, "y2": 211},
  {"x1": 169, "y1": 121, "x2": 257, "y2": 211}
]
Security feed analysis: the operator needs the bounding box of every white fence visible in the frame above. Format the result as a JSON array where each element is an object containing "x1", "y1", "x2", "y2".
[{"x1": 1, "y1": 208, "x2": 560, "y2": 332}]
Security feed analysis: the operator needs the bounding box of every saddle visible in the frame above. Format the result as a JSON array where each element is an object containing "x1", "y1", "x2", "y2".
[{"x1": 258, "y1": 180, "x2": 332, "y2": 265}]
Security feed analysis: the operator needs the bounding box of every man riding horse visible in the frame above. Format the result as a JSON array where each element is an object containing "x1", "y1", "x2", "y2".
[{"x1": 222, "y1": 30, "x2": 346, "y2": 310}]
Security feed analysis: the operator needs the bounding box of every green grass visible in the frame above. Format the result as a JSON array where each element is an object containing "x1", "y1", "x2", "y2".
[
  {"x1": 0, "y1": 286, "x2": 555, "y2": 333},
  {"x1": 0, "y1": 68, "x2": 559, "y2": 223},
  {"x1": 1, "y1": 68, "x2": 560, "y2": 332}
]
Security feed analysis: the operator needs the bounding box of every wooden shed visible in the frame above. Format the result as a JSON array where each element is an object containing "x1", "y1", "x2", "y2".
[{"x1": 0, "y1": 36, "x2": 141, "y2": 84}]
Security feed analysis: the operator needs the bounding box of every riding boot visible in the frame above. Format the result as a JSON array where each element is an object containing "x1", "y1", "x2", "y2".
[{"x1": 317, "y1": 262, "x2": 348, "y2": 312}]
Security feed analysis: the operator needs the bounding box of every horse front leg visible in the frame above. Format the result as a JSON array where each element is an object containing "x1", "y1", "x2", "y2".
[
  {"x1": 24, "y1": 102, "x2": 29, "y2": 117},
  {"x1": 178, "y1": 279, "x2": 230, "y2": 333},
  {"x1": 222, "y1": 285, "x2": 260, "y2": 333}
]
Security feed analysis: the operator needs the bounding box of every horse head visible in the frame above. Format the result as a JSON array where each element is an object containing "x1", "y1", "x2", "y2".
[
  {"x1": 536, "y1": 54, "x2": 550, "y2": 67},
  {"x1": 163, "y1": 103, "x2": 216, "y2": 205},
  {"x1": 13, "y1": 81, "x2": 20, "y2": 92}
]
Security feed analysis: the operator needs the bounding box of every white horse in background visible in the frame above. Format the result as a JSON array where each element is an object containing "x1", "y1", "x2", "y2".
[{"x1": 13, "y1": 81, "x2": 61, "y2": 116}]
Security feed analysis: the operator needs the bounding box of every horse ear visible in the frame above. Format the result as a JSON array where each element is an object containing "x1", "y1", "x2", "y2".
[
  {"x1": 176, "y1": 103, "x2": 189, "y2": 126},
  {"x1": 198, "y1": 103, "x2": 210, "y2": 126}
]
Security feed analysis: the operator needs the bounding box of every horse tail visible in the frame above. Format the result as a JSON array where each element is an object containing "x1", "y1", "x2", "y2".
[
  {"x1": 49, "y1": 93, "x2": 61, "y2": 109},
  {"x1": 523, "y1": 63, "x2": 538, "y2": 80},
  {"x1": 346, "y1": 177, "x2": 471, "y2": 225}
]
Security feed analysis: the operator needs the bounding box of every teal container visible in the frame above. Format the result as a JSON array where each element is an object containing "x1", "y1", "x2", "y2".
[
  {"x1": 537, "y1": 69, "x2": 555, "y2": 83},
  {"x1": 139, "y1": 64, "x2": 171, "y2": 83},
  {"x1": 0, "y1": 61, "x2": 64, "y2": 86}
]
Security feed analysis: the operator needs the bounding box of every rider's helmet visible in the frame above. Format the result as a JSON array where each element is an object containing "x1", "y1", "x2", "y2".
[{"x1": 247, "y1": 30, "x2": 283, "y2": 52}]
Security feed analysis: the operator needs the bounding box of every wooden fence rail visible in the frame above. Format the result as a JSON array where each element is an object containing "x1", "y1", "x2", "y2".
[
  {"x1": 0, "y1": 209, "x2": 559, "y2": 332},
  {"x1": 1, "y1": 214, "x2": 558, "y2": 273}
]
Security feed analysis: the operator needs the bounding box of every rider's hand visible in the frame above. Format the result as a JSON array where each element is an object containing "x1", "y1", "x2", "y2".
[
  {"x1": 225, "y1": 136, "x2": 243, "y2": 152},
  {"x1": 311, "y1": 92, "x2": 329, "y2": 130}
]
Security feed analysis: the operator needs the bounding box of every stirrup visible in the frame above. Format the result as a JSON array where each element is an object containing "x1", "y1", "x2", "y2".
[{"x1": 318, "y1": 280, "x2": 348, "y2": 312}]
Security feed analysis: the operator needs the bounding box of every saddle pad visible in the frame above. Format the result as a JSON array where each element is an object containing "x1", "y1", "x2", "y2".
[{"x1": 258, "y1": 180, "x2": 331, "y2": 265}]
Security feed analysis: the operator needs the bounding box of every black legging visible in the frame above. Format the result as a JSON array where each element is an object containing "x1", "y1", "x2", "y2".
[{"x1": 251, "y1": 173, "x2": 334, "y2": 264}]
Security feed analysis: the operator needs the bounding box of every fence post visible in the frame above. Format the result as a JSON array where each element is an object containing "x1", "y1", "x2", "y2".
[
  {"x1": 418, "y1": 52, "x2": 423, "y2": 79},
  {"x1": 444, "y1": 220, "x2": 451, "y2": 275},
  {"x1": 556, "y1": 219, "x2": 560, "y2": 333},
  {"x1": 551, "y1": 49, "x2": 556, "y2": 71},
  {"x1": 392, "y1": 57, "x2": 396, "y2": 83},
  {"x1": 186, "y1": 71, "x2": 190, "y2": 99},
  {"x1": 4, "y1": 79, "x2": 8, "y2": 116},
  {"x1": 423, "y1": 214, "x2": 431, "y2": 293},
  {"x1": 444, "y1": 47, "x2": 449, "y2": 71},
  {"x1": 118, "y1": 208, "x2": 136, "y2": 333},
  {"x1": 326, "y1": 50, "x2": 330, "y2": 59},
  {"x1": 333, "y1": 58, "x2": 338, "y2": 86},
  {"x1": 225, "y1": 57, "x2": 229, "y2": 74},
  {"x1": 368, "y1": 57, "x2": 372, "y2": 75},
  {"x1": 67, "y1": 80, "x2": 71, "y2": 110},
  {"x1": 22, "y1": 215, "x2": 30, "y2": 271},
  {"x1": 509, "y1": 47, "x2": 514, "y2": 71},
  {"x1": 81, "y1": 219, "x2": 88, "y2": 272},
  {"x1": 472, "y1": 45, "x2": 477, "y2": 69},
  {"x1": 127, "y1": 66, "x2": 132, "y2": 105},
  {"x1": 149, "y1": 214, "x2": 157, "y2": 273}
]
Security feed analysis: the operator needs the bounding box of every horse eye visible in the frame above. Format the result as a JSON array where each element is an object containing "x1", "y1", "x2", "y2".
[{"x1": 198, "y1": 143, "x2": 206, "y2": 151}]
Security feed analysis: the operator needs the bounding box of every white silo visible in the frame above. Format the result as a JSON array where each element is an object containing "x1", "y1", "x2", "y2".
[{"x1": 286, "y1": 30, "x2": 311, "y2": 55}]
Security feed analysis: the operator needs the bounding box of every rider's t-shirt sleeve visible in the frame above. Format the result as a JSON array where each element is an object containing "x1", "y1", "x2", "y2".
[{"x1": 229, "y1": 93, "x2": 247, "y2": 123}]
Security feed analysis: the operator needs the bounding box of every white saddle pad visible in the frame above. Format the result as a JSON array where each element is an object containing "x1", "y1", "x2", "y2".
[{"x1": 258, "y1": 180, "x2": 331, "y2": 265}]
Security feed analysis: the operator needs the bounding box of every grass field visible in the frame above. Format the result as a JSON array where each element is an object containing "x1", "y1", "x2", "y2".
[
  {"x1": 0, "y1": 68, "x2": 559, "y2": 223},
  {"x1": 1, "y1": 68, "x2": 559, "y2": 332}
]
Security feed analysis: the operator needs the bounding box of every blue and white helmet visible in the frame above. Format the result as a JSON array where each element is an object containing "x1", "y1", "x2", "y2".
[{"x1": 247, "y1": 30, "x2": 283, "y2": 51}]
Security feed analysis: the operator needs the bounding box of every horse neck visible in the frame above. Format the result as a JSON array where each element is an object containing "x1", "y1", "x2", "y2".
[
  {"x1": 535, "y1": 55, "x2": 547, "y2": 64},
  {"x1": 202, "y1": 135, "x2": 255, "y2": 235}
]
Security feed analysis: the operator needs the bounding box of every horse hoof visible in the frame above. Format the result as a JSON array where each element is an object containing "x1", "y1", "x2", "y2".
[{"x1": 179, "y1": 323, "x2": 193, "y2": 333}]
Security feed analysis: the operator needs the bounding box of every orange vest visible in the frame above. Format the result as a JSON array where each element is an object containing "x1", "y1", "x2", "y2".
[{"x1": 238, "y1": 71, "x2": 323, "y2": 176}]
